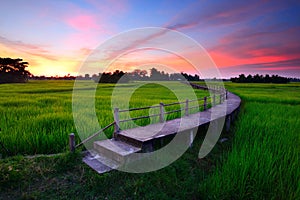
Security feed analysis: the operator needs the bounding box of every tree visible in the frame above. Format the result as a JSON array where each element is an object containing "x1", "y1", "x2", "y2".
[
  {"x1": 231, "y1": 73, "x2": 289, "y2": 83},
  {"x1": 98, "y1": 70, "x2": 130, "y2": 83},
  {"x1": 0, "y1": 57, "x2": 31, "y2": 83},
  {"x1": 246, "y1": 74, "x2": 252, "y2": 82},
  {"x1": 238, "y1": 74, "x2": 246, "y2": 83},
  {"x1": 129, "y1": 69, "x2": 148, "y2": 81},
  {"x1": 150, "y1": 68, "x2": 161, "y2": 80}
]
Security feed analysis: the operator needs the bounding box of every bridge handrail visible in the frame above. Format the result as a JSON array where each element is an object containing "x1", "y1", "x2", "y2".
[
  {"x1": 75, "y1": 122, "x2": 115, "y2": 148},
  {"x1": 72, "y1": 83, "x2": 228, "y2": 149},
  {"x1": 114, "y1": 90, "x2": 227, "y2": 133}
]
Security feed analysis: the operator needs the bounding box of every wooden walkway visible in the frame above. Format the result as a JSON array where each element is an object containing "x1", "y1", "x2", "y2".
[
  {"x1": 117, "y1": 92, "x2": 240, "y2": 145},
  {"x1": 82, "y1": 90, "x2": 241, "y2": 174}
]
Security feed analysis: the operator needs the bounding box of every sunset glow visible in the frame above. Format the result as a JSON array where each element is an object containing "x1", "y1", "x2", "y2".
[{"x1": 1, "y1": 0, "x2": 300, "y2": 78}]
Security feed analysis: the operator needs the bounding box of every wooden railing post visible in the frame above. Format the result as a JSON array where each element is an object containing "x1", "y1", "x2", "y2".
[
  {"x1": 114, "y1": 108, "x2": 120, "y2": 134},
  {"x1": 219, "y1": 93, "x2": 222, "y2": 104},
  {"x1": 159, "y1": 103, "x2": 165, "y2": 123},
  {"x1": 203, "y1": 96, "x2": 207, "y2": 111},
  {"x1": 185, "y1": 99, "x2": 189, "y2": 116},
  {"x1": 213, "y1": 93, "x2": 216, "y2": 106},
  {"x1": 69, "y1": 133, "x2": 75, "y2": 152}
]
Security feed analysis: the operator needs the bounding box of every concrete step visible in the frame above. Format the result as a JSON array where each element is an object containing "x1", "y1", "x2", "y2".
[
  {"x1": 94, "y1": 139, "x2": 141, "y2": 165},
  {"x1": 82, "y1": 150, "x2": 118, "y2": 174}
]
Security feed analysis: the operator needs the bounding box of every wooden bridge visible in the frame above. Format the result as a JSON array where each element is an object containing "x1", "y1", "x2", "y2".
[{"x1": 73, "y1": 83, "x2": 241, "y2": 173}]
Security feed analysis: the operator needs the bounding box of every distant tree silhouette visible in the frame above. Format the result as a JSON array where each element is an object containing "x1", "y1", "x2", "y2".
[
  {"x1": 150, "y1": 68, "x2": 163, "y2": 80},
  {"x1": 181, "y1": 72, "x2": 200, "y2": 81},
  {"x1": 169, "y1": 73, "x2": 182, "y2": 81},
  {"x1": 128, "y1": 69, "x2": 148, "y2": 81},
  {"x1": 98, "y1": 70, "x2": 130, "y2": 83},
  {"x1": 0, "y1": 57, "x2": 31, "y2": 83},
  {"x1": 231, "y1": 74, "x2": 290, "y2": 83},
  {"x1": 90, "y1": 67, "x2": 203, "y2": 83}
]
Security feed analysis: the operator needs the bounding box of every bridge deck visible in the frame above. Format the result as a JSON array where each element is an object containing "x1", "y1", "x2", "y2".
[
  {"x1": 84, "y1": 91, "x2": 241, "y2": 173},
  {"x1": 117, "y1": 92, "x2": 241, "y2": 144}
]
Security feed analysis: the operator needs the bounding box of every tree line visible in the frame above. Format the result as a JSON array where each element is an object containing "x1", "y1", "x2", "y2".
[
  {"x1": 2, "y1": 57, "x2": 299, "y2": 84},
  {"x1": 29, "y1": 68, "x2": 202, "y2": 82},
  {"x1": 0, "y1": 57, "x2": 31, "y2": 83},
  {"x1": 92, "y1": 68, "x2": 201, "y2": 83},
  {"x1": 231, "y1": 74, "x2": 290, "y2": 83}
]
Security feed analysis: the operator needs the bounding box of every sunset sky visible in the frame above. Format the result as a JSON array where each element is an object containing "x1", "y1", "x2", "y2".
[{"x1": 1, "y1": 0, "x2": 300, "y2": 78}]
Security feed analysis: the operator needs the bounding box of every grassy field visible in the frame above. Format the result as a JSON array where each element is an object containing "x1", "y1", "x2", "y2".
[
  {"x1": 0, "y1": 81, "x2": 299, "y2": 199},
  {"x1": 199, "y1": 82, "x2": 300, "y2": 199},
  {"x1": 0, "y1": 80, "x2": 209, "y2": 157}
]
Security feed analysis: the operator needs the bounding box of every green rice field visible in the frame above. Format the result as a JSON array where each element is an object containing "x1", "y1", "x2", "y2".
[
  {"x1": 0, "y1": 81, "x2": 299, "y2": 199},
  {"x1": 199, "y1": 82, "x2": 300, "y2": 199},
  {"x1": 0, "y1": 80, "x2": 209, "y2": 156}
]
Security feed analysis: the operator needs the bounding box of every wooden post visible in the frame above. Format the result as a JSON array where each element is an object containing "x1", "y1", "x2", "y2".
[
  {"x1": 213, "y1": 94, "x2": 216, "y2": 106},
  {"x1": 203, "y1": 96, "x2": 207, "y2": 111},
  {"x1": 185, "y1": 99, "x2": 189, "y2": 116},
  {"x1": 69, "y1": 133, "x2": 75, "y2": 152},
  {"x1": 226, "y1": 115, "x2": 231, "y2": 132},
  {"x1": 114, "y1": 108, "x2": 120, "y2": 134},
  {"x1": 226, "y1": 90, "x2": 228, "y2": 99},
  {"x1": 220, "y1": 93, "x2": 223, "y2": 103},
  {"x1": 159, "y1": 103, "x2": 165, "y2": 123},
  {"x1": 189, "y1": 130, "x2": 193, "y2": 148}
]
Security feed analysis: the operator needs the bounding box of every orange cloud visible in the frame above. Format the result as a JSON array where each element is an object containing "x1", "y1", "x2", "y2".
[
  {"x1": 0, "y1": 40, "x2": 81, "y2": 76},
  {"x1": 103, "y1": 49, "x2": 200, "y2": 75}
]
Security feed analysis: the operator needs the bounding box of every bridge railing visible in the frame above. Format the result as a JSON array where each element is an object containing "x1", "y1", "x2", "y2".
[
  {"x1": 114, "y1": 91, "x2": 227, "y2": 134},
  {"x1": 71, "y1": 87, "x2": 228, "y2": 150}
]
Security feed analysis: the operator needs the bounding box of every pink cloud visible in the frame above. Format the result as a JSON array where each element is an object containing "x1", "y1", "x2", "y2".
[
  {"x1": 260, "y1": 66, "x2": 300, "y2": 71},
  {"x1": 0, "y1": 36, "x2": 58, "y2": 61},
  {"x1": 66, "y1": 14, "x2": 100, "y2": 31},
  {"x1": 208, "y1": 26, "x2": 300, "y2": 68}
]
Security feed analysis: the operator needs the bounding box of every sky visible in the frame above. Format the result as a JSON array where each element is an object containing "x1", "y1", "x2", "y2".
[{"x1": 0, "y1": 0, "x2": 300, "y2": 78}]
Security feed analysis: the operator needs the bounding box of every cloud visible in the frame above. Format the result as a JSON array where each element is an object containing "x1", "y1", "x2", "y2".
[
  {"x1": 210, "y1": 26, "x2": 300, "y2": 64},
  {"x1": 89, "y1": 0, "x2": 281, "y2": 62},
  {"x1": 219, "y1": 58, "x2": 300, "y2": 77},
  {"x1": 165, "y1": 0, "x2": 288, "y2": 30},
  {"x1": 98, "y1": 0, "x2": 296, "y2": 70},
  {"x1": 78, "y1": 47, "x2": 94, "y2": 56},
  {"x1": 60, "y1": 1, "x2": 125, "y2": 51},
  {"x1": 65, "y1": 15, "x2": 100, "y2": 31},
  {"x1": 0, "y1": 36, "x2": 58, "y2": 60},
  {"x1": 104, "y1": 48, "x2": 196, "y2": 74},
  {"x1": 232, "y1": 58, "x2": 300, "y2": 70}
]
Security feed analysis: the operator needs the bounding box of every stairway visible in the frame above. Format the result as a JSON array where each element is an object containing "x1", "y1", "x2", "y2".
[{"x1": 83, "y1": 139, "x2": 141, "y2": 173}]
